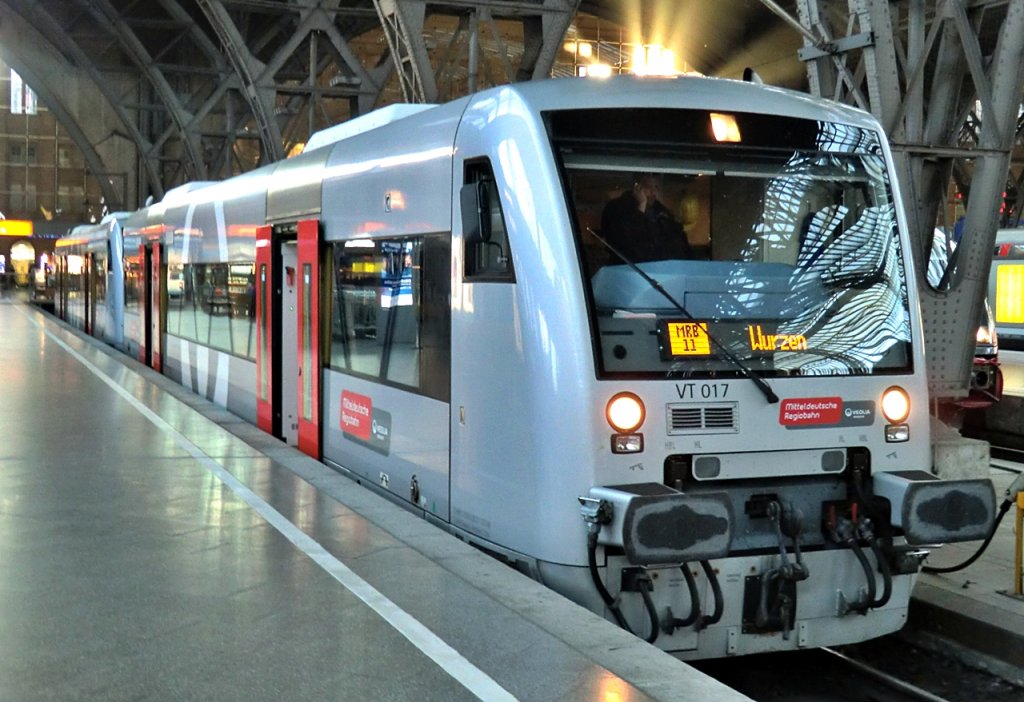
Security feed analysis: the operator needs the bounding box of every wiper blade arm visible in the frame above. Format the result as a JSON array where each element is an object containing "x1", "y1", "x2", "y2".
[{"x1": 587, "y1": 227, "x2": 779, "y2": 404}]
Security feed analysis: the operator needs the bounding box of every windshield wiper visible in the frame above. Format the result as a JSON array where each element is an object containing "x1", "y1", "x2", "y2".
[{"x1": 587, "y1": 227, "x2": 779, "y2": 404}]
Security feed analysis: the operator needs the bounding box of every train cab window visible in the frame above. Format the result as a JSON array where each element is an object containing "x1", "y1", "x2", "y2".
[
  {"x1": 461, "y1": 160, "x2": 514, "y2": 281},
  {"x1": 548, "y1": 108, "x2": 913, "y2": 378},
  {"x1": 329, "y1": 234, "x2": 450, "y2": 402}
]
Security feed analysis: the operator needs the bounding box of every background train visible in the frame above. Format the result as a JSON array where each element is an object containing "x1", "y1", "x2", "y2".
[
  {"x1": 927, "y1": 229, "x2": 1002, "y2": 410},
  {"x1": 51, "y1": 75, "x2": 995, "y2": 659},
  {"x1": 990, "y1": 227, "x2": 1024, "y2": 351}
]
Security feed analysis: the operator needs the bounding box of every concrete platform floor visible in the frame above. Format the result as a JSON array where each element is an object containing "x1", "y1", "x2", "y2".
[{"x1": 0, "y1": 299, "x2": 748, "y2": 701}]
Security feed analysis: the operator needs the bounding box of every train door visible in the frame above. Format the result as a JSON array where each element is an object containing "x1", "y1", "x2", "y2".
[
  {"x1": 256, "y1": 225, "x2": 274, "y2": 434},
  {"x1": 280, "y1": 240, "x2": 299, "y2": 445},
  {"x1": 295, "y1": 219, "x2": 321, "y2": 458},
  {"x1": 56, "y1": 256, "x2": 64, "y2": 319},
  {"x1": 150, "y1": 242, "x2": 163, "y2": 371},
  {"x1": 85, "y1": 252, "x2": 95, "y2": 336},
  {"x1": 138, "y1": 242, "x2": 164, "y2": 371},
  {"x1": 253, "y1": 221, "x2": 321, "y2": 456},
  {"x1": 82, "y1": 253, "x2": 92, "y2": 335},
  {"x1": 139, "y1": 245, "x2": 150, "y2": 364}
]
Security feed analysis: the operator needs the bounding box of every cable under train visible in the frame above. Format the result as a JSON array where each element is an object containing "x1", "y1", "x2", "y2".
[{"x1": 52, "y1": 75, "x2": 995, "y2": 659}]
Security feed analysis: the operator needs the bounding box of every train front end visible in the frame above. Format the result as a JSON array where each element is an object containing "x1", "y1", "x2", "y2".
[{"x1": 540, "y1": 80, "x2": 995, "y2": 658}]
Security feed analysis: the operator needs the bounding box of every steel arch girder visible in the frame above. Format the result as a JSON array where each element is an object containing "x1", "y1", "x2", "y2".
[
  {"x1": 792, "y1": 0, "x2": 1024, "y2": 399},
  {"x1": 0, "y1": 1, "x2": 156, "y2": 206},
  {"x1": 74, "y1": 0, "x2": 207, "y2": 180},
  {"x1": 196, "y1": 0, "x2": 284, "y2": 162}
]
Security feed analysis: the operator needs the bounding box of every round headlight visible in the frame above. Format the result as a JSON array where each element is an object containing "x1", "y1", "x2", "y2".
[
  {"x1": 881, "y1": 386, "x2": 910, "y2": 424},
  {"x1": 606, "y1": 393, "x2": 646, "y2": 433}
]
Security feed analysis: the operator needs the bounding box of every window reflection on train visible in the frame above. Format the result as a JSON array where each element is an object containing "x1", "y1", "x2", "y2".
[
  {"x1": 61, "y1": 255, "x2": 106, "y2": 300},
  {"x1": 331, "y1": 236, "x2": 450, "y2": 402},
  {"x1": 124, "y1": 252, "x2": 142, "y2": 311},
  {"x1": 165, "y1": 262, "x2": 257, "y2": 359},
  {"x1": 562, "y1": 116, "x2": 908, "y2": 378}
]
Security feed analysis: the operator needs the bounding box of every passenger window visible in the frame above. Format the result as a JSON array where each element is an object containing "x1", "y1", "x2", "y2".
[
  {"x1": 461, "y1": 160, "x2": 514, "y2": 281},
  {"x1": 166, "y1": 262, "x2": 257, "y2": 360},
  {"x1": 329, "y1": 234, "x2": 450, "y2": 402}
]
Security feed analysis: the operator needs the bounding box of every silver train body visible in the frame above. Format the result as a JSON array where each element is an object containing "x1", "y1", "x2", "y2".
[
  {"x1": 55, "y1": 215, "x2": 127, "y2": 348},
  {"x1": 53, "y1": 76, "x2": 995, "y2": 659}
]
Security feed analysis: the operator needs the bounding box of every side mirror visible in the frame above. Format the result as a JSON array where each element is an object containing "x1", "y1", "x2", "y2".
[{"x1": 460, "y1": 180, "x2": 492, "y2": 245}]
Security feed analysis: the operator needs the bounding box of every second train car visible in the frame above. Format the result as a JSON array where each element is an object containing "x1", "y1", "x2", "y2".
[{"x1": 54, "y1": 75, "x2": 995, "y2": 659}]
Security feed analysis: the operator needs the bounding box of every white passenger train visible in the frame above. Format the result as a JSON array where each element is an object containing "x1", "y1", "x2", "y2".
[{"x1": 54, "y1": 75, "x2": 995, "y2": 659}]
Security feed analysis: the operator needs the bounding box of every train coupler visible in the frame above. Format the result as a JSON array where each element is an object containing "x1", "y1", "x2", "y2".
[{"x1": 742, "y1": 500, "x2": 808, "y2": 637}]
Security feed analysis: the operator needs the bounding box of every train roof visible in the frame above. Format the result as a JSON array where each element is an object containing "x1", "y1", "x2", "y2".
[
  {"x1": 466, "y1": 74, "x2": 883, "y2": 131},
  {"x1": 304, "y1": 104, "x2": 437, "y2": 153},
  {"x1": 131, "y1": 75, "x2": 885, "y2": 221}
]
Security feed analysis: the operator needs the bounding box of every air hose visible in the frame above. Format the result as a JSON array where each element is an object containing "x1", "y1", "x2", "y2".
[
  {"x1": 922, "y1": 499, "x2": 1011, "y2": 573},
  {"x1": 868, "y1": 538, "x2": 893, "y2": 608},
  {"x1": 635, "y1": 577, "x2": 661, "y2": 644},
  {"x1": 848, "y1": 540, "x2": 877, "y2": 614},
  {"x1": 586, "y1": 530, "x2": 632, "y2": 631},
  {"x1": 585, "y1": 531, "x2": 659, "y2": 643},
  {"x1": 696, "y1": 560, "x2": 724, "y2": 629},
  {"x1": 668, "y1": 563, "x2": 701, "y2": 629}
]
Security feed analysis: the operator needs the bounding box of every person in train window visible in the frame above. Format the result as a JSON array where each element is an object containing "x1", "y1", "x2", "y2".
[{"x1": 600, "y1": 172, "x2": 693, "y2": 263}]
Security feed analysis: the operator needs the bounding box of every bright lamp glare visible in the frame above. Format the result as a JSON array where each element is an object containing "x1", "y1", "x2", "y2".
[
  {"x1": 710, "y1": 113, "x2": 742, "y2": 143},
  {"x1": 630, "y1": 44, "x2": 678, "y2": 77},
  {"x1": 881, "y1": 386, "x2": 910, "y2": 424},
  {"x1": 607, "y1": 393, "x2": 645, "y2": 433}
]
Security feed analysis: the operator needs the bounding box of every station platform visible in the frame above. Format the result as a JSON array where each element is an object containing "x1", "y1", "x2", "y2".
[
  {"x1": 0, "y1": 299, "x2": 749, "y2": 701},
  {"x1": 911, "y1": 463, "x2": 1024, "y2": 683},
  {"x1": 914, "y1": 348, "x2": 1024, "y2": 682}
]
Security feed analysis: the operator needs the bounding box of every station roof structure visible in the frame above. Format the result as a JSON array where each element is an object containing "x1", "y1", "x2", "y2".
[{"x1": 0, "y1": 0, "x2": 803, "y2": 207}]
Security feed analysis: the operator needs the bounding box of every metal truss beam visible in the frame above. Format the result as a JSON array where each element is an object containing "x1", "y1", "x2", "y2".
[
  {"x1": 0, "y1": 0, "x2": 158, "y2": 205},
  {"x1": 196, "y1": 0, "x2": 283, "y2": 162},
  {"x1": 374, "y1": 0, "x2": 438, "y2": 103},
  {"x1": 788, "y1": 0, "x2": 1024, "y2": 400},
  {"x1": 76, "y1": 0, "x2": 207, "y2": 180},
  {"x1": 374, "y1": 0, "x2": 577, "y2": 103}
]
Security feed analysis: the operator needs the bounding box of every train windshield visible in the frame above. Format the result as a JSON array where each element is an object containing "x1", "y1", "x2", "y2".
[{"x1": 548, "y1": 108, "x2": 913, "y2": 378}]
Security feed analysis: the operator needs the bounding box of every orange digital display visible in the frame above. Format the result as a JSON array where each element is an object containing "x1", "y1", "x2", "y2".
[
  {"x1": 663, "y1": 321, "x2": 711, "y2": 356},
  {"x1": 0, "y1": 220, "x2": 32, "y2": 237}
]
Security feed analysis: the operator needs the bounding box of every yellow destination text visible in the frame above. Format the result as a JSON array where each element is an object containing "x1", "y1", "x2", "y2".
[{"x1": 747, "y1": 324, "x2": 808, "y2": 352}]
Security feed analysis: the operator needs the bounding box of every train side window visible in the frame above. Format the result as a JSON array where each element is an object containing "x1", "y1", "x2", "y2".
[
  {"x1": 461, "y1": 160, "x2": 514, "y2": 281},
  {"x1": 329, "y1": 234, "x2": 450, "y2": 402},
  {"x1": 123, "y1": 253, "x2": 140, "y2": 310}
]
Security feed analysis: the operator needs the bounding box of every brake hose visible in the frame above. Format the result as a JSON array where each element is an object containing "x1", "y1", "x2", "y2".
[
  {"x1": 670, "y1": 563, "x2": 702, "y2": 629},
  {"x1": 868, "y1": 538, "x2": 893, "y2": 608},
  {"x1": 635, "y1": 577, "x2": 661, "y2": 644},
  {"x1": 586, "y1": 531, "x2": 632, "y2": 631},
  {"x1": 845, "y1": 539, "x2": 877, "y2": 613},
  {"x1": 696, "y1": 560, "x2": 724, "y2": 629},
  {"x1": 922, "y1": 499, "x2": 1011, "y2": 573}
]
